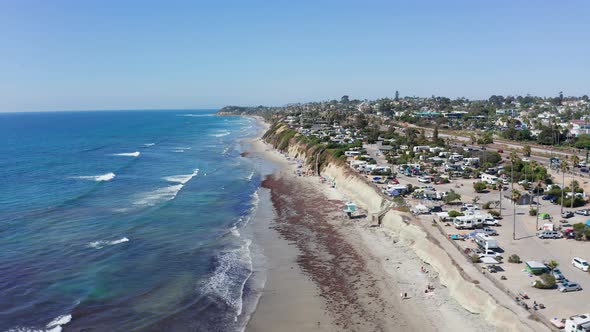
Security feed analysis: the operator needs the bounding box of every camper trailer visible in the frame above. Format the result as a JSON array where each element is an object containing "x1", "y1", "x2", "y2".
[
  {"x1": 453, "y1": 214, "x2": 493, "y2": 229},
  {"x1": 481, "y1": 173, "x2": 499, "y2": 185},
  {"x1": 344, "y1": 150, "x2": 361, "y2": 157},
  {"x1": 474, "y1": 233, "x2": 499, "y2": 249},
  {"x1": 464, "y1": 157, "x2": 480, "y2": 166},
  {"x1": 449, "y1": 153, "x2": 463, "y2": 162}
]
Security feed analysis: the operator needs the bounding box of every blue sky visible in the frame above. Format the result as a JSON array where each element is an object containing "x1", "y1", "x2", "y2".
[{"x1": 1, "y1": 0, "x2": 589, "y2": 111}]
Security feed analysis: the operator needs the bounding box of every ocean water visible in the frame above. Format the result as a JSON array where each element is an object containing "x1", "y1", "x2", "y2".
[{"x1": 0, "y1": 110, "x2": 265, "y2": 331}]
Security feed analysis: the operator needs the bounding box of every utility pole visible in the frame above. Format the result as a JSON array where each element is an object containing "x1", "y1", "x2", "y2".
[
  {"x1": 561, "y1": 164, "x2": 565, "y2": 214},
  {"x1": 536, "y1": 181, "x2": 540, "y2": 231},
  {"x1": 512, "y1": 159, "x2": 516, "y2": 240},
  {"x1": 499, "y1": 179, "x2": 502, "y2": 216}
]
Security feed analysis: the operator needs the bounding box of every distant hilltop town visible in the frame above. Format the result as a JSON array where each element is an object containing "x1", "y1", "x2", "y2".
[{"x1": 219, "y1": 93, "x2": 590, "y2": 147}]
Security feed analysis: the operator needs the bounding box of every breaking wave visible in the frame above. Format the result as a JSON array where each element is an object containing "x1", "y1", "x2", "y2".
[
  {"x1": 112, "y1": 151, "x2": 140, "y2": 157},
  {"x1": 72, "y1": 172, "x2": 115, "y2": 182},
  {"x1": 163, "y1": 169, "x2": 200, "y2": 185},
  {"x1": 7, "y1": 313, "x2": 72, "y2": 332},
  {"x1": 134, "y1": 184, "x2": 183, "y2": 206},
  {"x1": 210, "y1": 130, "x2": 230, "y2": 137},
  {"x1": 88, "y1": 237, "x2": 129, "y2": 249}
]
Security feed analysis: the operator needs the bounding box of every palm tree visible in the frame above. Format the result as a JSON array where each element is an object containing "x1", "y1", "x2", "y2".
[
  {"x1": 570, "y1": 179, "x2": 579, "y2": 209},
  {"x1": 571, "y1": 154, "x2": 581, "y2": 168}
]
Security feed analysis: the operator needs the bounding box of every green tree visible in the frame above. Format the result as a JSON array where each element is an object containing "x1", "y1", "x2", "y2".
[
  {"x1": 443, "y1": 190, "x2": 462, "y2": 204},
  {"x1": 473, "y1": 182, "x2": 487, "y2": 193},
  {"x1": 523, "y1": 145, "x2": 531, "y2": 157},
  {"x1": 448, "y1": 210, "x2": 464, "y2": 218}
]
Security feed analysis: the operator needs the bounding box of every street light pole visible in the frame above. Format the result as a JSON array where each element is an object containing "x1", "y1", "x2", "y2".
[{"x1": 561, "y1": 166, "x2": 565, "y2": 214}]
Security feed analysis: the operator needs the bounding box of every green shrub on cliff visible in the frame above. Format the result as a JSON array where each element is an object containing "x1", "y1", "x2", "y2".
[{"x1": 276, "y1": 129, "x2": 297, "y2": 151}]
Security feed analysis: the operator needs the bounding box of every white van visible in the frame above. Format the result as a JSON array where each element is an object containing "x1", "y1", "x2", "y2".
[
  {"x1": 572, "y1": 257, "x2": 589, "y2": 272},
  {"x1": 537, "y1": 231, "x2": 561, "y2": 239}
]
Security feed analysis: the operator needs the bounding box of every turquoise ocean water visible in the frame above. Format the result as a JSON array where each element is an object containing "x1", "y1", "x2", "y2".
[{"x1": 0, "y1": 110, "x2": 264, "y2": 331}]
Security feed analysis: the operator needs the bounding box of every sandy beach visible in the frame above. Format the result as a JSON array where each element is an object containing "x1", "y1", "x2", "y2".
[{"x1": 243, "y1": 117, "x2": 547, "y2": 332}]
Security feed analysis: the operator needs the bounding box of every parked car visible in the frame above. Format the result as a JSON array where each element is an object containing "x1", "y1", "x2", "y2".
[
  {"x1": 478, "y1": 249, "x2": 502, "y2": 259},
  {"x1": 522, "y1": 158, "x2": 530, "y2": 162},
  {"x1": 576, "y1": 209, "x2": 590, "y2": 216},
  {"x1": 558, "y1": 282, "x2": 582, "y2": 292},
  {"x1": 582, "y1": 168, "x2": 589, "y2": 173},
  {"x1": 572, "y1": 257, "x2": 589, "y2": 272},
  {"x1": 552, "y1": 268, "x2": 565, "y2": 281},
  {"x1": 483, "y1": 219, "x2": 500, "y2": 226},
  {"x1": 561, "y1": 211, "x2": 574, "y2": 218},
  {"x1": 542, "y1": 195, "x2": 557, "y2": 201},
  {"x1": 430, "y1": 206, "x2": 443, "y2": 213},
  {"x1": 537, "y1": 231, "x2": 562, "y2": 239},
  {"x1": 481, "y1": 227, "x2": 498, "y2": 236},
  {"x1": 417, "y1": 176, "x2": 430, "y2": 183}
]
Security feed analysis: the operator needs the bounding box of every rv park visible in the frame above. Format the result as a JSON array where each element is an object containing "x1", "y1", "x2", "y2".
[{"x1": 353, "y1": 140, "x2": 590, "y2": 329}]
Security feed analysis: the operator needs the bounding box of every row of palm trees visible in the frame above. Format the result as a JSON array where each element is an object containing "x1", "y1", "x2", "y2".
[
  {"x1": 508, "y1": 152, "x2": 582, "y2": 215},
  {"x1": 560, "y1": 154, "x2": 582, "y2": 212}
]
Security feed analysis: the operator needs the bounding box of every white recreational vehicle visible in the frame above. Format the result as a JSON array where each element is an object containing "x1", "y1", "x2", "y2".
[
  {"x1": 474, "y1": 233, "x2": 499, "y2": 249},
  {"x1": 344, "y1": 150, "x2": 361, "y2": 157},
  {"x1": 453, "y1": 214, "x2": 494, "y2": 229},
  {"x1": 449, "y1": 153, "x2": 463, "y2": 162},
  {"x1": 464, "y1": 157, "x2": 480, "y2": 166},
  {"x1": 481, "y1": 173, "x2": 499, "y2": 185}
]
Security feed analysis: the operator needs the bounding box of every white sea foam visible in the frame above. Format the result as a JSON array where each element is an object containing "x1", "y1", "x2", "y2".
[
  {"x1": 174, "y1": 146, "x2": 191, "y2": 150},
  {"x1": 222, "y1": 147, "x2": 230, "y2": 154},
  {"x1": 7, "y1": 313, "x2": 73, "y2": 332},
  {"x1": 88, "y1": 237, "x2": 129, "y2": 249},
  {"x1": 46, "y1": 314, "x2": 72, "y2": 330},
  {"x1": 134, "y1": 184, "x2": 183, "y2": 206},
  {"x1": 72, "y1": 172, "x2": 116, "y2": 182},
  {"x1": 163, "y1": 169, "x2": 199, "y2": 185},
  {"x1": 144, "y1": 143, "x2": 156, "y2": 147},
  {"x1": 202, "y1": 239, "x2": 253, "y2": 320},
  {"x1": 112, "y1": 151, "x2": 140, "y2": 157},
  {"x1": 230, "y1": 225, "x2": 241, "y2": 238},
  {"x1": 245, "y1": 171, "x2": 255, "y2": 181},
  {"x1": 210, "y1": 130, "x2": 231, "y2": 137}
]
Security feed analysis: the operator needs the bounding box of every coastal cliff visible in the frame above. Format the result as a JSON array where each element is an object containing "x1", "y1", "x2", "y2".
[{"x1": 262, "y1": 121, "x2": 543, "y2": 332}]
